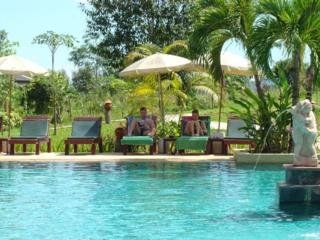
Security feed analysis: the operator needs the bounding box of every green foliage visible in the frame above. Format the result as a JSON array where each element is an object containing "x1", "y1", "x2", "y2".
[
  {"x1": 83, "y1": 0, "x2": 194, "y2": 70},
  {"x1": 0, "y1": 30, "x2": 18, "y2": 56},
  {"x1": 252, "y1": 0, "x2": 320, "y2": 104},
  {"x1": 183, "y1": 72, "x2": 218, "y2": 109},
  {"x1": 33, "y1": 31, "x2": 75, "y2": 55},
  {"x1": 25, "y1": 73, "x2": 70, "y2": 122},
  {"x1": 69, "y1": 44, "x2": 110, "y2": 75},
  {"x1": 33, "y1": 31, "x2": 75, "y2": 134},
  {"x1": 123, "y1": 41, "x2": 192, "y2": 116},
  {"x1": 230, "y1": 72, "x2": 292, "y2": 153},
  {"x1": 26, "y1": 77, "x2": 51, "y2": 114},
  {"x1": 72, "y1": 66, "x2": 93, "y2": 93},
  {"x1": 108, "y1": 77, "x2": 131, "y2": 96},
  {"x1": 157, "y1": 121, "x2": 180, "y2": 138},
  {"x1": 52, "y1": 72, "x2": 70, "y2": 123},
  {"x1": 0, "y1": 111, "x2": 22, "y2": 130},
  {"x1": 190, "y1": 0, "x2": 258, "y2": 80}
]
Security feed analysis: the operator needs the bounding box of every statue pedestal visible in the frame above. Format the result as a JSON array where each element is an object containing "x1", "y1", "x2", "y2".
[{"x1": 279, "y1": 164, "x2": 320, "y2": 203}]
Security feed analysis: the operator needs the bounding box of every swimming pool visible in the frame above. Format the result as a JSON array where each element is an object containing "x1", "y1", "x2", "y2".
[{"x1": 0, "y1": 161, "x2": 320, "y2": 240}]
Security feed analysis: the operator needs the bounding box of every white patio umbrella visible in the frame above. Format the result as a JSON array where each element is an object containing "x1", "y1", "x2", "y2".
[
  {"x1": 0, "y1": 55, "x2": 48, "y2": 136},
  {"x1": 120, "y1": 53, "x2": 193, "y2": 126},
  {"x1": 217, "y1": 52, "x2": 253, "y2": 131},
  {"x1": 220, "y1": 52, "x2": 252, "y2": 76}
]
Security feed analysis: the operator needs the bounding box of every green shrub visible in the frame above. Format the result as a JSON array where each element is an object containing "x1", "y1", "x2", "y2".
[
  {"x1": 157, "y1": 121, "x2": 180, "y2": 138},
  {"x1": 0, "y1": 111, "x2": 23, "y2": 130},
  {"x1": 231, "y1": 72, "x2": 292, "y2": 153}
]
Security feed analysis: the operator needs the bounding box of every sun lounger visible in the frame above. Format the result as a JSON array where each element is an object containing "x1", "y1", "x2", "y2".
[
  {"x1": 64, "y1": 117, "x2": 103, "y2": 155},
  {"x1": 8, "y1": 115, "x2": 51, "y2": 155},
  {"x1": 121, "y1": 116, "x2": 157, "y2": 155},
  {"x1": 176, "y1": 116, "x2": 210, "y2": 154},
  {"x1": 223, "y1": 117, "x2": 255, "y2": 154}
]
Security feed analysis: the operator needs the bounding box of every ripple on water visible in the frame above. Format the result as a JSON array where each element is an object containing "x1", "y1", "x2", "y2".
[{"x1": 0, "y1": 161, "x2": 319, "y2": 240}]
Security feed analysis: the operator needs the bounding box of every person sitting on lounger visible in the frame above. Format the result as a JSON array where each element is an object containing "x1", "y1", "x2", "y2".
[
  {"x1": 184, "y1": 109, "x2": 208, "y2": 136},
  {"x1": 128, "y1": 107, "x2": 156, "y2": 136}
]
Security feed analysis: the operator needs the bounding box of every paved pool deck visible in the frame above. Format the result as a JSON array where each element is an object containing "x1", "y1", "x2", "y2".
[{"x1": 0, "y1": 153, "x2": 233, "y2": 163}]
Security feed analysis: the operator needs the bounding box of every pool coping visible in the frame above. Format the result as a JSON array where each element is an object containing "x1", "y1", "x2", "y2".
[
  {"x1": 0, "y1": 153, "x2": 233, "y2": 163},
  {"x1": 234, "y1": 151, "x2": 295, "y2": 164}
]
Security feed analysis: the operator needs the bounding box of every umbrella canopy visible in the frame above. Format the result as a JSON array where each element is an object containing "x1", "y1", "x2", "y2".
[
  {"x1": 0, "y1": 55, "x2": 48, "y2": 76},
  {"x1": 120, "y1": 53, "x2": 192, "y2": 77},
  {"x1": 120, "y1": 53, "x2": 193, "y2": 127},
  {"x1": 220, "y1": 52, "x2": 252, "y2": 76},
  {"x1": 0, "y1": 55, "x2": 48, "y2": 136}
]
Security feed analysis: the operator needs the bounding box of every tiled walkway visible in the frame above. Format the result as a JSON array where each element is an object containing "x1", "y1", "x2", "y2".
[{"x1": 0, "y1": 153, "x2": 233, "y2": 163}]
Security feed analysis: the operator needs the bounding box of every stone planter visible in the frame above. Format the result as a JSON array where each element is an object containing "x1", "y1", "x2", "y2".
[
  {"x1": 235, "y1": 151, "x2": 320, "y2": 164},
  {"x1": 279, "y1": 164, "x2": 320, "y2": 203},
  {"x1": 158, "y1": 138, "x2": 164, "y2": 154}
]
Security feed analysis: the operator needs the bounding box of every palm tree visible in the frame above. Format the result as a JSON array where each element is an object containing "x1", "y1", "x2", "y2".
[
  {"x1": 124, "y1": 41, "x2": 189, "y2": 65},
  {"x1": 189, "y1": 0, "x2": 270, "y2": 135},
  {"x1": 190, "y1": 0, "x2": 265, "y2": 101},
  {"x1": 252, "y1": 0, "x2": 320, "y2": 104},
  {"x1": 183, "y1": 72, "x2": 218, "y2": 109}
]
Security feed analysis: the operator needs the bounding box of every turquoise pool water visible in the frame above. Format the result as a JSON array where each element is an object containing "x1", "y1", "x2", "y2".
[{"x1": 1, "y1": 161, "x2": 320, "y2": 240}]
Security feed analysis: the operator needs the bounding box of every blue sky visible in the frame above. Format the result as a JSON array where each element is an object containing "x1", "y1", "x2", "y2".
[
  {"x1": 0, "y1": 0, "x2": 86, "y2": 76},
  {"x1": 0, "y1": 0, "x2": 291, "y2": 78}
]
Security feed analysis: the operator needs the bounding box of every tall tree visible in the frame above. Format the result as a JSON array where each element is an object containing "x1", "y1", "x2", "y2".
[
  {"x1": 33, "y1": 31, "x2": 75, "y2": 134},
  {"x1": 0, "y1": 30, "x2": 18, "y2": 119},
  {"x1": 71, "y1": 66, "x2": 93, "y2": 93},
  {"x1": 69, "y1": 43, "x2": 110, "y2": 77},
  {"x1": 252, "y1": 0, "x2": 320, "y2": 104},
  {"x1": 26, "y1": 77, "x2": 52, "y2": 114},
  {"x1": 0, "y1": 30, "x2": 18, "y2": 56},
  {"x1": 83, "y1": 0, "x2": 193, "y2": 70}
]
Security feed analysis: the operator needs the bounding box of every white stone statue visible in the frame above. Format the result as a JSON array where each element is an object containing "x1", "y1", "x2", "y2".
[{"x1": 291, "y1": 99, "x2": 318, "y2": 167}]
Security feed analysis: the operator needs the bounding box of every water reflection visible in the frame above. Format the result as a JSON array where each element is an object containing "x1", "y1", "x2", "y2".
[{"x1": 279, "y1": 203, "x2": 320, "y2": 221}]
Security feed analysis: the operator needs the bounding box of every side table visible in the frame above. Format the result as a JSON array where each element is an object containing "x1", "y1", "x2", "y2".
[
  {"x1": 208, "y1": 138, "x2": 227, "y2": 155},
  {"x1": 0, "y1": 138, "x2": 9, "y2": 154}
]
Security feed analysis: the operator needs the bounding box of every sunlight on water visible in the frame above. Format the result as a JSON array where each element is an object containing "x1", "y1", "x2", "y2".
[{"x1": 0, "y1": 161, "x2": 319, "y2": 240}]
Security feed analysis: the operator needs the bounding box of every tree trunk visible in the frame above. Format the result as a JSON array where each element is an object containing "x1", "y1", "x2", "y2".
[
  {"x1": 217, "y1": 75, "x2": 224, "y2": 132},
  {"x1": 306, "y1": 65, "x2": 315, "y2": 101},
  {"x1": 249, "y1": 59, "x2": 272, "y2": 152},
  {"x1": 306, "y1": 52, "x2": 316, "y2": 101},
  {"x1": 158, "y1": 74, "x2": 165, "y2": 128},
  {"x1": 51, "y1": 52, "x2": 57, "y2": 135},
  {"x1": 253, "y1": 73, "x2": 265, "y2": 102},
  {"x1": 292, "y1": 49, "x2": 302, "y2": 105}
]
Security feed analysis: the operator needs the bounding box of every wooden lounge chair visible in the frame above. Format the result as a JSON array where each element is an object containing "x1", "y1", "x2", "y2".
[
  {"x1": 121, "y1": 116, "x2": 157, "y2": 155},
  {"x1": 64, "y1": 117, "x2": 103, "y2": 155},
  {"x1": 176, "y1": 116, "x2": 211, "y2": 154},
  {"x1": 223, "y1": 117, "x2": 255, "y2": 154},
  {"x1": 8, "y1": 115, "x2": 51, "y2": 155}
]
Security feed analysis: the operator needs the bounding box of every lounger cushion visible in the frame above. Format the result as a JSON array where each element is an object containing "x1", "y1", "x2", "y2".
[
  {"x1": 176, "y1": 136, "x2": 208, "y2": 151},
  {"x1": 121, "y1": 136, "x2": 154, "y2": 146},
  {"x1": 71, "y1": 120, "x2": 101, "y2": 137},
  {"x1": 20, "y1": 120, "x2": 48, "y2": 137}
]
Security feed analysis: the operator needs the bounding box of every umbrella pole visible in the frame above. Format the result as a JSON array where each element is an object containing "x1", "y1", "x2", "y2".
[
  {"x1": 8, "y1": 75, "x2": 13, "y2": 137},
  {"x1": 158, "y1": 74, "x2": 165, "y2": 127},
  {"x1": 217, "y1": 74, "x2": 224, "y2": 132}
]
